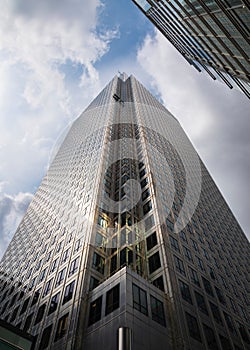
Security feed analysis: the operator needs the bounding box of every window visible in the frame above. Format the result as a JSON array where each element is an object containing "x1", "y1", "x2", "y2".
[
  {"x1": 48, "y1": 292, "x2": 60, "y2": 315},
  {"x1": 228, "y1": 297, "x2": 237, "y2": 313},
  {"x1": 110, "y1": 254, "x2": 117, "y2": 274},
  {"x1": 92, "y1": 252, "x2": 105, "y2": 274},
  {"x1": 67, "y1": 232, "x2": 73, "y2": 244},
  {"x1": 63, "y1": 280, "x2": 75, "y2": 305},
  {"x1": 140, "y1": 177, "x2": 148, "y2": 188},
  {"x1": 190, "y1": 239, "x2": 199, "y2": 252},
  {"x1": 39, "y1": 268, "x2": 47, "y2": 282},
  {"x1": 152, "y1": 276, "x2": 164, "y2": 291},
  {"x1": 197, "y1": 233, "x2": 203, "y2": 244},
  {"x1": 150, "y1": 295, "x2": 166, "y2": 326},
  {"x1": 179, "y1": 231, "x2": 187, "y2": 242},
  {"x1": 140, "y1": 168, "x2": 146, "y2": 178},
  {"x1": 202, "y1": 277, "x2": 214, "y2": 297},
  {"x1": 142, "y1": 188, "x2": 150, "y2": 201},
  {"x1": 55, "y1": 313, "x2": 69, "y2": 341},
  {"x1": 0, "y1": 301, "x2": 8, "y2": 315},
  {"x1": 18, "y1": 291, "x2": 24, "y2": 300},
  {"x1": 31, "y1": 288, "x2": 41, "y2": 306},
  {"x1": 185, "y1": 312, "x2": 202, "y2": 342},
  {"x1": 89, "y1": 276, "x2": 99, "y2": 291},
  {"x1": 188, "y1": 267, "x2": 200, "y2": 286},
  {"x1": 8, "y1": 286, "x2": 14, "y2": 296},
  {"x1": 146, "y1": 232, "x2": 157, "y2": 251},
  {"x1": 120, "y1": 229, "x2": 126, "y2": 246},
  {"x1": 170, "y1": 236, "x2": 180, "y2": 252},
  {"x1": 207, "y1": 241, "x2": 214, "y2": 252},
  {"x1": 106, "y1": 284, "x2": 120, "y2": 315},
  {"x1": 132, "y1": 284, "x2": 148, "y2": 315},
  {"x1": 120, "y1": 248, "x2": 133, "y2": 267},
  {"x1": 203, "y1": 324, "x2": 219, "y2": 349},
  {"x1": 20, "y1": 297, "x2": 30, "y2": 315},
  {"x1": 39, "y1": 324, "x2": 52, "y2": 350},
  {"x1": 35, "y1": 303, "x2": 46, "y2": 325},
  {"x1": 143, "y1": 201, "x2": 152, "y2": 215},
  {"x1": 213, "y1": 257, "x2": 219, "y2": 268},
  {"x1": 88, "y1": 296, "x2": 102, "y2": 325},
  {"x1": 51, "y1": 235, "x2": 57, "y2": 246},
  {"x1": 238, "y1": 304, "x2": 247, "y2": 322},
  {"x1": 10, "y1": 306, "x2": 19, "y2": 322},
  {"x1": 195, "y1": 291, "x2": 208, "y2": 315},
  {"x1": 197, "y1": 257, "x2": 205, "y2": 271},
  {"x1": 203, "y1": 248, "x2": 209, "y2": 260},
  {"x1": 55, "y1": 268, "x2": 66, "y2": 287},
  {"x1": 98, "y1": 215, "x2": 108, "y2": 228},
  {"x1": 145, "y1": 214, "x2": 155, "y2": 231},
  {"x1": 61, "y1": 248, "x2": 70, "y2": 263},
  {"x1": 69, "y1": 257, "x2": 80, "y2": 277},
  {"x1": 134, "y1": 0, "x2": 151, "y2": 11},
  {"x1": 56, "y1": 241, "x2": 63, "y2": 253},
  {"x1": 95, "y1": 232, "x2": 105, "y2": 247},
  {"x1": 148, "y1": 252, "x2": 161, "y2": 274},
  {"x1": 40, "y1": 237, "x2": 48, "y2": 250},
  {"x1": 179, "y1": 280, "x2": 192, "y2": 304},
  {"x1": 29, "y1": 277, "x2": 37, "y2": 291},
  {"x1": 241, "y1": 292, "x2": 248, "y2": 306},
  {"x1": 215, "y1": 287, "x2": 226, "y2": 304},
  {"x1": 174, "y1": 255, "x2": 185, "y2": 275},
  {"x1": 238, "y1": 323, "x2": 250, "y2": 344},
  {"x1": 43, "y1": 278, "x2": 53, "y2": 297},
  {"x1": 36, "y1": 259, "x2": 43, "y2": 271},
  {"x1": 16, "y1": 321, "x2": 21, "y2": 329},
  {"x1": 4, "y1": 313, "x2": 9, "y2": 322},
  {"x1": 23, "y1": 313, "x2": 33, "y2": 332},
  {"x1": 210, "y1": 302, "x2": 222, "y2": 324},
  {"x1": 234, "y1": 345, "x2": 243, "y2": 350},
  {"x1": 74, "y1": 238, "x2": 83, "y2": 253},
  {"x1": 183, "y1": 246, "x2": 193, "y2": 261},
  {"x1": 50, "y1": 258, "x2": 58, "y2": 273},
  {"x1": 224, "y1": 312, "x2": 235, "y2": 333},
  {"x1": 1, "y1": 291, "x2": 8, "y2": 303},
  {"x1": 166, "y1": 218, "x2": 174, "y2": 232},
  {"x1": 219, "y1": 335, "x2": 233, "y2": 350},
  {"x1": 9, "y1": 293, "x2": 18, "y2": 307},
  {"x1": 121, "y1": 213, "x2": 127, "y2": 227},
  {"x1": 209, "y1": 266, "x2": 216, "y2": 280}
]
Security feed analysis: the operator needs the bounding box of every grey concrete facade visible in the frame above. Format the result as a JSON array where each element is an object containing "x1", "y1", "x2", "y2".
[{"x1": 83, "y1": 267, "x2": 172, "y2": 350}]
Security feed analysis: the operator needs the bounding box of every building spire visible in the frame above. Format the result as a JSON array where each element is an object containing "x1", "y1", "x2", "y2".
[{"x1": 118, "y1": 71, "x2": 128, "y2": 81}]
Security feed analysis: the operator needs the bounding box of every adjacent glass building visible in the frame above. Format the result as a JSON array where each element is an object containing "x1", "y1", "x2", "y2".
[
  {"x1": 0, "y1": 74, "x2": 249, "y2": 350},
  {"x1": 132, "y1": 0, "x2": 250, "y2": 98}
]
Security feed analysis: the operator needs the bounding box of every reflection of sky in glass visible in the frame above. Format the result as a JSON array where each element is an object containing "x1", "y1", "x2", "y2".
[
  {"x1": 158, "y1": 2, "x2": 212, "y2": 62},
  {"x1": 134, "y1": 0, "x2": 151, "y2": 12},
  {"x1": 179, "y1": 0, "x2": 219, "y2": 14},
  {"x1": 180, "y1": 0, "x2": 242, "y2": 14}
]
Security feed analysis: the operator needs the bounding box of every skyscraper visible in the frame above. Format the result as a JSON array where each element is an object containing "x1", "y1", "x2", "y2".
[
  {"x1": 0, "y1": 74, "x2": 249, "y2": 350},
  {"x1": 132, "y1": 0, "x2": 250, "y2": 98}
]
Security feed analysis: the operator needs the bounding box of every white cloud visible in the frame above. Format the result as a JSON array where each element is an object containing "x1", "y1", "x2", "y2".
[
  {"x1": 0, "y1": 0, "x2": 117, "y2": 257},
  {"x1": 0, "y1": 191, "x2": 33, "y2": 258},
  {"x1": 0, "y1": 0, "x2": 117, "y2": 192},
  {"x1": 137, "y1": 30, "x2": 250, "y2": 240},
  {"x1": 0, "y1": 0, "x2": 117, "y2": 113},
  {"x1": 0, "y1": 0, "x2": 248, "y2": 259}
]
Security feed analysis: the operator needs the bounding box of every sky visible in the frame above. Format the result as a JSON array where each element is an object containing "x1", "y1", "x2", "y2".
[{"x1": 0, "y1": 0, "x2": 249, "y2": 258}]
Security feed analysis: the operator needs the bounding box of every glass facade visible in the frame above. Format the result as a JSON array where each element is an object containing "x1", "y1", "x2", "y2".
[
  {"x1": 0, "y1": 74, "x2": 249, "y2": 349},
  {"x1": 132, "y1": 0, "x2": 250, "y2": 98}
]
